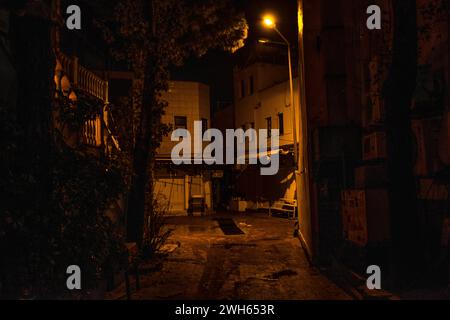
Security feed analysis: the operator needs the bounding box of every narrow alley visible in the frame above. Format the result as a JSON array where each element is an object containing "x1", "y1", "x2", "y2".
[{"x1": 108, "y1": 213, "x2": 351, "y2": 300}]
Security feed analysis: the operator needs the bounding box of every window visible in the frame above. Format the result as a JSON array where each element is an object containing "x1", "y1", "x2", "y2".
[
  {"x1": 278, "y1": 113, "x2": 284, "y2": 135},
  {"x1": 174, "y1": 116, "x2": 187, "y2": 129},
  {"x1": 241, "y1": 79, "x2": 246, "y2": 98},
  {"x1": 249, "y1": 76, "x2": 254, "y2": 95},
  {"x1": 202, "y1": 118, "x2": 208, "y2": 135},
  {"x1": 266, "y1": 117, "x2": 272, "y2": 137}
]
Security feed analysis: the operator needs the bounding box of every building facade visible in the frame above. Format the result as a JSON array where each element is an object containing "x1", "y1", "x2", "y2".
[
  {"x1": 232, "y1": 47, "x2": 299, "y2": 206},
  {"x1": 155, "y1": 81, "x2": 213, "y2": 215}
]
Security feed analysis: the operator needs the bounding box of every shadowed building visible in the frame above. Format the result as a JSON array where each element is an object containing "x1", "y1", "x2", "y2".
[
  {"x1": 297, "y1": 0, "x2": 450, "y2": 289},
  {"x1": 231, "y1": 43, "x2": 299, "y2": 210}
]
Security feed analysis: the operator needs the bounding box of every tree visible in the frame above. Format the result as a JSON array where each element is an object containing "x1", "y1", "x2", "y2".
[
  {"x1": 97, "y1": 0, "x2": 247, "y2": 245},
  {"x1": 0, "y1": 0, "x2": 246, "y2": 297}
]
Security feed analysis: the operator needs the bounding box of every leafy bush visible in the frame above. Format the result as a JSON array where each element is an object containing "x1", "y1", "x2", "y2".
[
  {"x1": 141, "y1": 195, "x2": 173, "y2": 260},
  {"x1": 0, "y1": 93, "x2": 129, "y2": 298}
]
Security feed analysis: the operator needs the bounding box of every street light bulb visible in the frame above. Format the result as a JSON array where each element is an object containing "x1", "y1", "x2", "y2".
[{"x1": 263, "y1": 15, "x2": 275, "y2": 28}]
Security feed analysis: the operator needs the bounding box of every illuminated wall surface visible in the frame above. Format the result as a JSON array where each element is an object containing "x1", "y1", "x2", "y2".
[{"x1": 157, "y1": 81, "x2": 211, "y2": 157}]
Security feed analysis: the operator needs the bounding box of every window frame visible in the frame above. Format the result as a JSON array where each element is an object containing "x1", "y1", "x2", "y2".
[
  {"x1": 278, "y1": 112, "x2": 284, "y2": 136},
  {"x1": 266, "y1": 116, "x2": 272, "y2": 138},
  {"x1": 241, "y1": 79, "x2": 246, "y2": 98},
  {"x1": 249, "y1": 76, "x2": 254, "y2": 95},
  {"x1": 201, "y1": 118, "x2": 208, "y2": 135},
  {"x1": 174, "y1": 116, "x2": 188, "y2": 130}
]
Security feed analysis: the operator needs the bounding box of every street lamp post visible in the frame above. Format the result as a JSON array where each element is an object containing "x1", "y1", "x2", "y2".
[
  {"x1": 262, "y1": 16, "x2": 298, "y2": 166},
  {"x1": 262, "y1": 15, "x2": 300, "y2": 225}
]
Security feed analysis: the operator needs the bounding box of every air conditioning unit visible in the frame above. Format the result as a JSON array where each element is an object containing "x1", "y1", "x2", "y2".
[
  {"x1": 342, "y1": 189, "x2": 391, "y2": 247},
  {"x1": 362, "y1": 132, "x2": 386, "y2": 161},
  {"x1": 411, "y1": 117, "x2": 442, "y2": 176}
]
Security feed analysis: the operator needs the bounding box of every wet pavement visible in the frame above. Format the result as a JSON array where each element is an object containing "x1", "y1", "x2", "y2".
[{"x1": 107, "y1": 212, "x2": 352, "y2": 300}]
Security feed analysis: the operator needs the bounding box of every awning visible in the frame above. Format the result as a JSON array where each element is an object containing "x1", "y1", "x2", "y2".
[{"x1": 237, "y1": 148, "x2": 291, "y2": 163}]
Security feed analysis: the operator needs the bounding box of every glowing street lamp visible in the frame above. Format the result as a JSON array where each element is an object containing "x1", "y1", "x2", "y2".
[
  {"x1": 261, "y1": 14, "x2": 298, "y2": 168},
  {"x1": 263, "y1": 15, "x2": 276, "y2": 28}
]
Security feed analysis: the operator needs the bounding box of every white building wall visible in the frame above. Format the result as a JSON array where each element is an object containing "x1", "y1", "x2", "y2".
[
  {"x1": 233, "y1": 63, "x2": 300, "y2": 202},
  {"x1": 155, "y1": 81, "x2": 212, "y2": 215},
  {"x1": 234, "y1": 63, "x2": 289, "y2": 129},
  {"x1": 257, "y1": 78, "x2": 300, "y2": 148},
  {"x1": 158, "y1": 81, "x2": 211, "y2": 157}
]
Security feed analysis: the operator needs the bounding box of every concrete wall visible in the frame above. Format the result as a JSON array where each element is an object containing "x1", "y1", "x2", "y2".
[
  {"x1": 157, "y1": 81, "x2": 211, "y2": 158},
  {"x1": 257, "y1": 78, "x2": 300, "y2": 148},
  {"x1": 155, "y1": 81, "x2": 213, "y2": 215},
  {"x1": 233, "y1": 62, "x2": 298, "y2": 203},
  {"x1": 234, "y1": 63, "x2": 288, "y2": 129},
  {"x1": 300, "y1": 0, "x2": 450, "y2": 264}
]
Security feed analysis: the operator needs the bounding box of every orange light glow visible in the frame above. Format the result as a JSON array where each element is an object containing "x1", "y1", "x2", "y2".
[{"x1": 263, "y1": 15, "x2": 275, "y2": 28}]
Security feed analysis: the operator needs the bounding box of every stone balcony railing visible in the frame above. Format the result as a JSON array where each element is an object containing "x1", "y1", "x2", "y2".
[
  {"x1": 57, "y1": 52, "x2": 120, "y2": 152},
  {"x1": 57, "y1": 52, "x2": 109, "y2": 103}
]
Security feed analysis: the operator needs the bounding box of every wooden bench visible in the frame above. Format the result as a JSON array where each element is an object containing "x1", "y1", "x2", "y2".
[{"x1": 262, "y1": 198, "x2": 298, "y2": 220}]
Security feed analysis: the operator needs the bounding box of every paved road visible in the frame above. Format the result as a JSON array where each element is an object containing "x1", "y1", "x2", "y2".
[{"x1": 108, "y1": 212, "x2": 351, "y2": 300}]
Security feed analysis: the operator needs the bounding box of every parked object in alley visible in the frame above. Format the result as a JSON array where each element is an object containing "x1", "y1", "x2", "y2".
[{"x1": 341, "y1": 189, "x2": 391, "y2": 247}]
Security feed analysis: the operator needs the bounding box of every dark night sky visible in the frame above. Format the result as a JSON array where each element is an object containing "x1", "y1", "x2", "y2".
[{"x1": 171, "y1": 0, "x2": 298, "y2": 111}]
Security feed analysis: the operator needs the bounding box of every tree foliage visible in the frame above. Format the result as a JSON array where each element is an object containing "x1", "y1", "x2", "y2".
[
  {"x1": 0, "y1": 0, "x2": 247, "y2": 298},
  {"x1": 0, "y1": 2, "x2": 128, "y2": 298},
  {"x1": 95, "y1": 0, "x2": 247, "y2": 245},
  {"x1": 0, "y1": 92, "x2": 128, "y2": 298}
]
